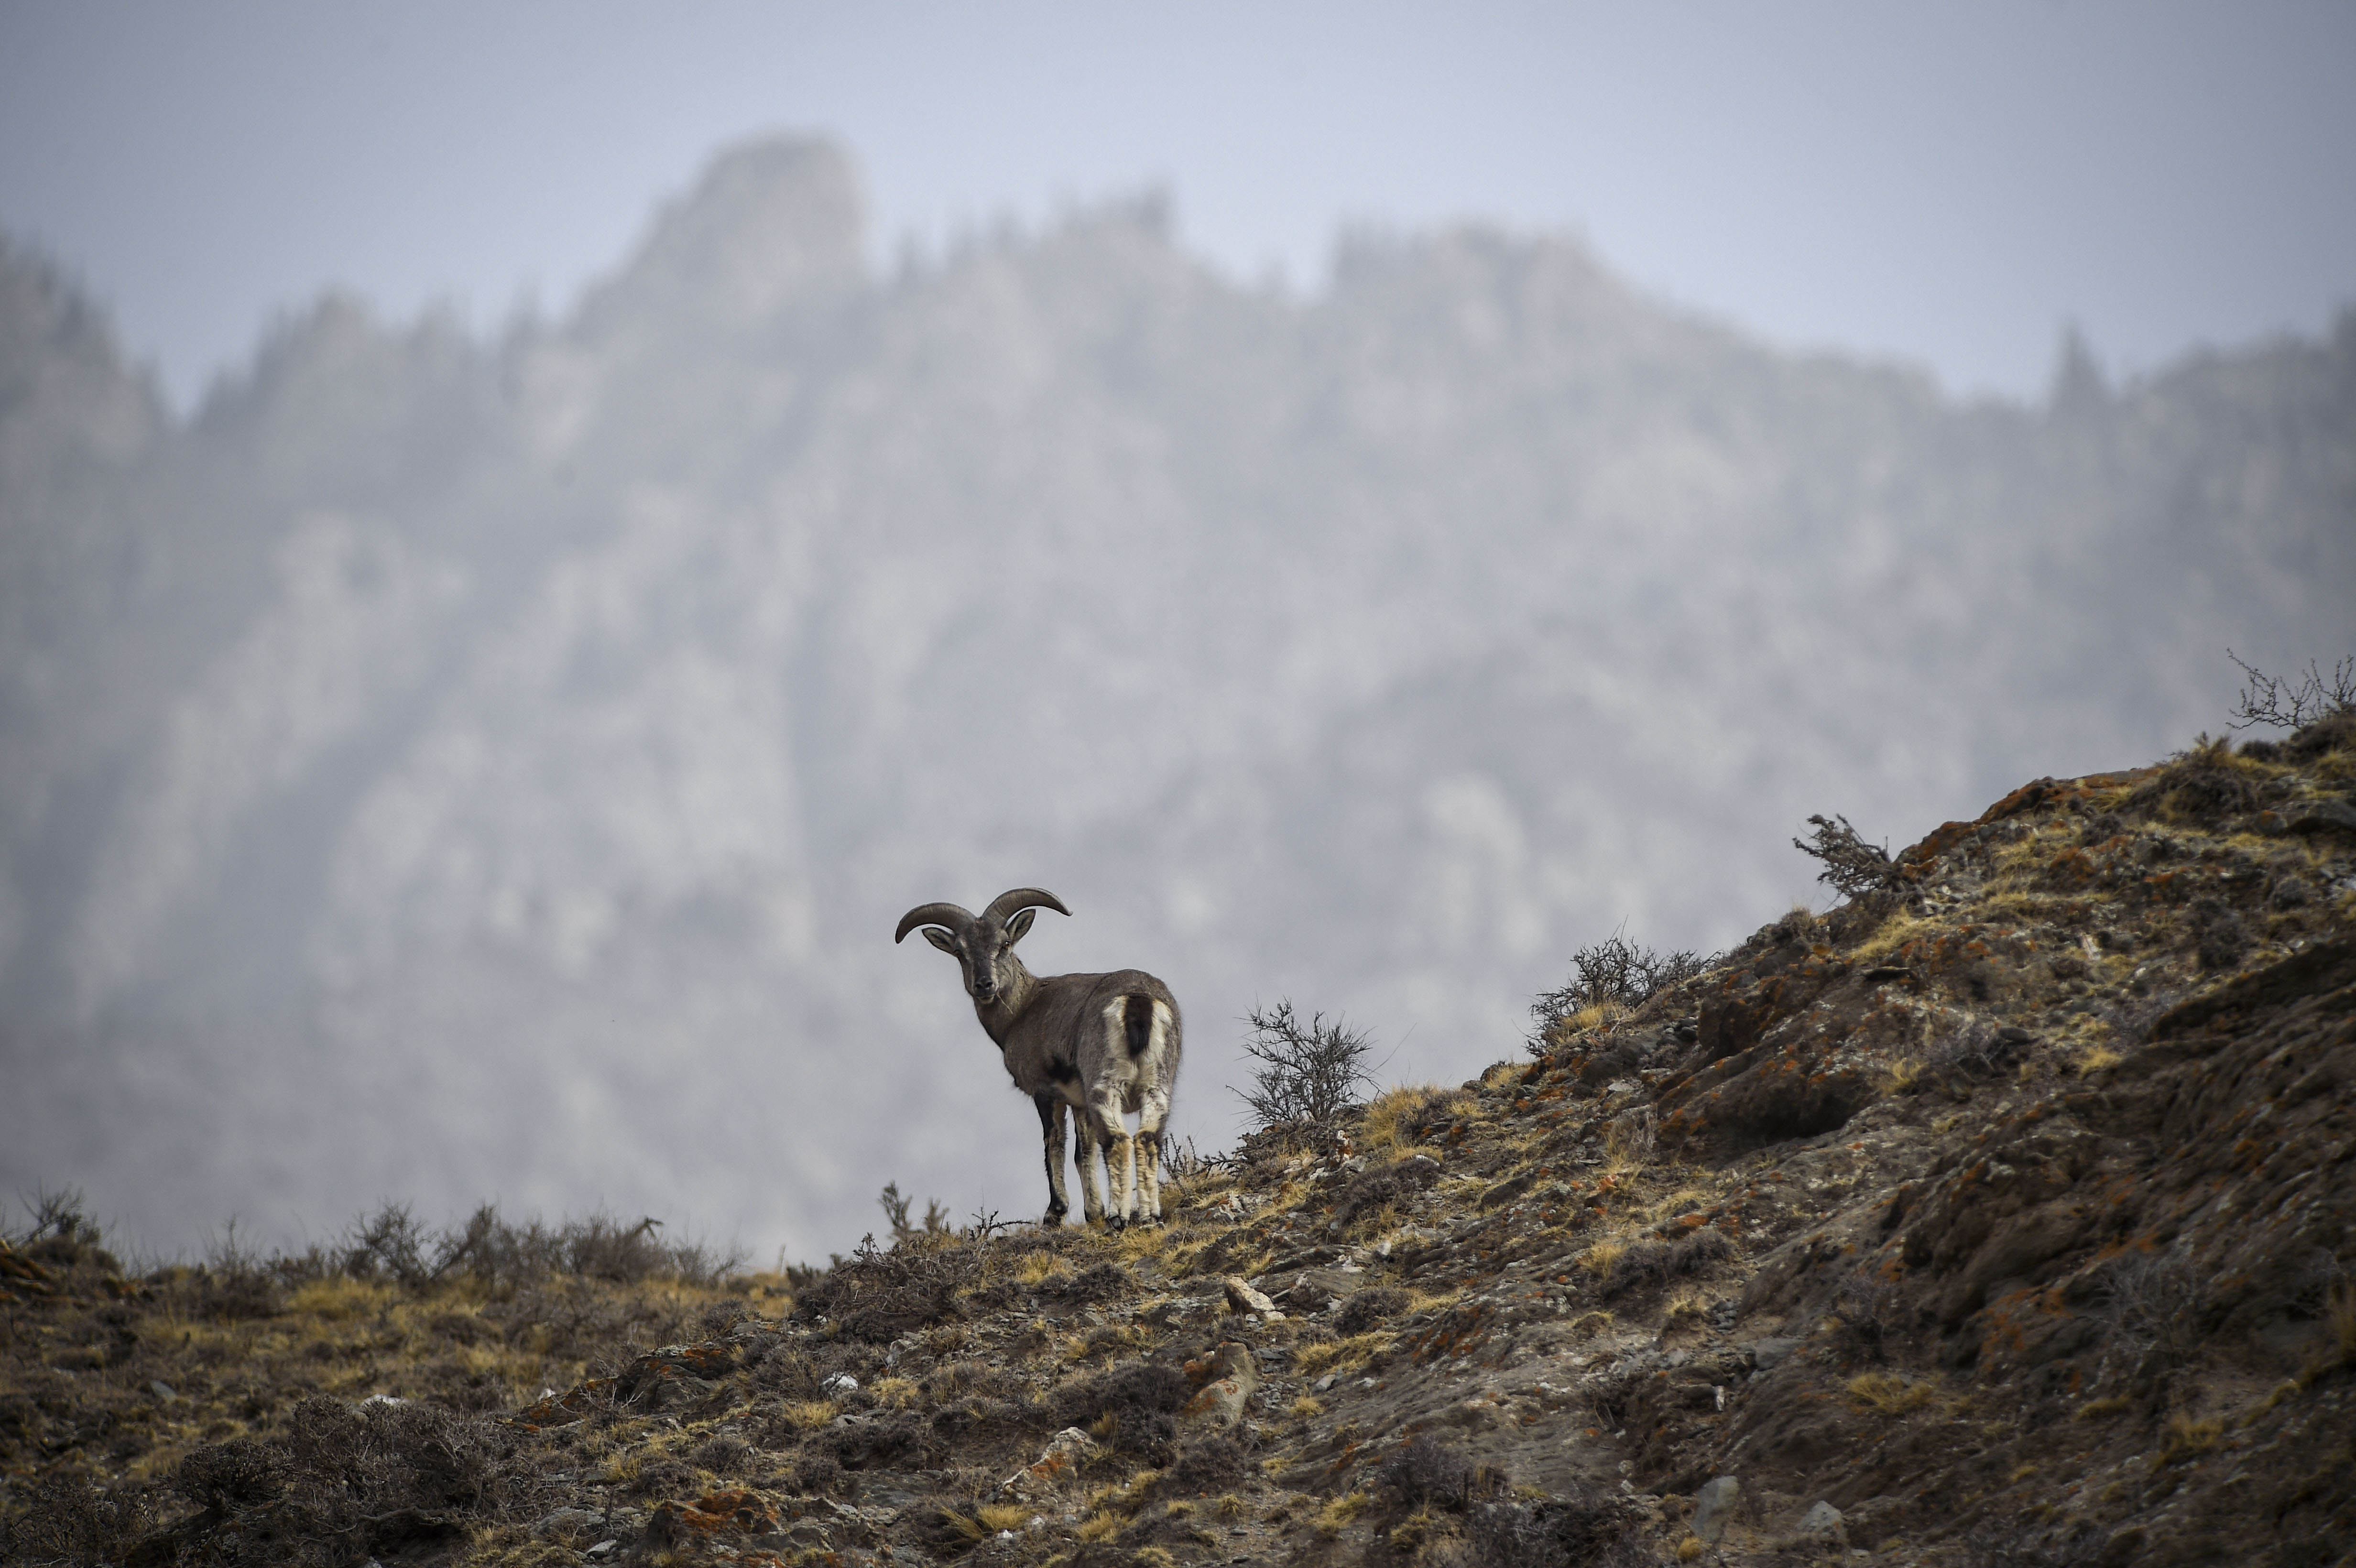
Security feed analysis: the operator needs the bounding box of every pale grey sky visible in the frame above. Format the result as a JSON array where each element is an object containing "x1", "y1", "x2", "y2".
[{"x1": 2, "y1": 0, "x2": 2352, "y2": 411}]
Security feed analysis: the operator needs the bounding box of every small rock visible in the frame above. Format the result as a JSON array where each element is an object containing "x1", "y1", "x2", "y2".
[
  {"x1": 531, "y1": 1506, "x2": 601, "y2": 1542},
  {"x1": 821, "y1": 1372, "x2": 859, "y2": 1394},
  {"x1": 1001, "y1": 1426, "x2": 1100, "y2": 1498},
  {"x1": 1693, "y1": 1475, "x2": 1741, "y2": 1543},
  {"x1": 150, "y1": 1380, "x2": 176, "y2": 1400},
  {"x1": 1315, "y1": 1374, "x2": 1337, "y2": 1392},
  {"x1": 1747, "y1": 1337, "x2": 1799, "y2": 1370},
  {"x1": 1799, "y1": 1500, "x2": 1845, "y2": 1542},
  {"x1": 585, "y1": 1545, "x2": 618, "y2": 1560},
  {"x1": 1182, "y1": 1342, "x2": 1261, "y2": 1429},
  {"x1": 1222, "y1": 1276, "x2": 1285, "y2": 1319}
]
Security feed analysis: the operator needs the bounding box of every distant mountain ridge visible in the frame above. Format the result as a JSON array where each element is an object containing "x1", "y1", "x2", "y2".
[{"x1": 1, "y1": 138, "x2": 2350, "y2": 1260}]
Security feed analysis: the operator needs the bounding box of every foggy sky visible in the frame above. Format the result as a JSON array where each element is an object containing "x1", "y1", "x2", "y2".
[{"x1": 2, "y1": 1, "x2": 2352, "y2": 411}]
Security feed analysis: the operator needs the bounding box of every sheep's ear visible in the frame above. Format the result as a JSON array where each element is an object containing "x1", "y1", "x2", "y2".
[
  {"x1": 921, "y1": 926, "x2": 960, "y2": 955},
  {"x1": 1005, "y1": 908, "x2": 1037, "y2": 944}
]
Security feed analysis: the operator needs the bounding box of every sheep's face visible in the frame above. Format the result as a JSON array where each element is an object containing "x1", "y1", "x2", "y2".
[{"x1": 923, "y1": 909, "x2": 1037, "y2": 1006}]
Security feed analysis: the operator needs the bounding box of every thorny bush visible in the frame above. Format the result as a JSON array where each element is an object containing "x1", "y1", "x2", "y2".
[
  {"x1": 1235, "y1": 999, "x2": 1375, "y2": 1145},
  {"x1": 1529, "y1": 930, "x2": 1715, "y2": 1048},
  {"x1": 1793, "y1": 812, "x2": 1901, "y2": 899}
]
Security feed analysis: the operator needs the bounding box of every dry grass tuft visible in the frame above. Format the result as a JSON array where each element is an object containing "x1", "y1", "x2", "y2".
[
  {"x1": 1315, "y1": 1492, "x2": 1369, "y2": 1539},
  {"x1": 1661, "y1": 1289, "x2": 1710, "y2": 1333},
  {"x1": 2077, "y1": 1045, "x2": 2125, "y2": 1076},
  {"x1": 978, "y1": 1503, "x2": 1031, "y2": 1531},
  {"x1": 2075, "y1": 1395, "x2": 2133, "y2": 1421},
  {"x1": 2155, "y1": 1412, "x2": 2224, "y2": 1466},
  {"x1": 777, "y1": 1399, "x2": 839, "y2": 1432},
  {"x1": 1076, "y1": 1512, "x2": 1122, "y2": 1543},
  {"x1": 1295, "y1": 1332, "x2": 1392, "y2": 1380},
  {"x1": 1581, "y1": 1240, "x2": 1627, "y2": 1279},
  {"x1": 1360, "y1": 1084, "x2": 1453, "y2": 1152},
  {"x1": 1846, "y1": 1371, "x2": 1938, "y2": 1416}
]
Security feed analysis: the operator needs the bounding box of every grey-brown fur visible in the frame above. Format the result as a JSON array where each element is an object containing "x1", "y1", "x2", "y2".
[{"x1": 895, "y1": 888, "x2": 1182, "y2": 1227}]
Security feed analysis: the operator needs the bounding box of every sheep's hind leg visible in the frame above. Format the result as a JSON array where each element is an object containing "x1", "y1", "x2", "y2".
[
  {"x1": 1135, "y1": 1086, "x2": 1171, "y2": 1225},
  {"x1": 1088, "y1": 1100, "x2": 1135, "y2": 1228},
  {"x1": 1076, "y1": 1106, "x2": 1110, "y2": 1226},
  {"x1": 1035, "y1": 1092, "x2": 1072, "y2": 1226}
]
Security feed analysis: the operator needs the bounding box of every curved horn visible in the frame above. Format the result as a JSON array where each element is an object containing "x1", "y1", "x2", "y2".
[
  {"x1": 982, "y1": 887, "x2": 1070, "y2": 928},
  {"x1": 895, "y1": 902, "x2": 976, "y2": 944}
]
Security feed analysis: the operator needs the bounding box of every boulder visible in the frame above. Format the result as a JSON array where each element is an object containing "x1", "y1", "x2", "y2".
[{"x1": 1693, "y1": 1475, "x2": 1742, "y2": 1543}]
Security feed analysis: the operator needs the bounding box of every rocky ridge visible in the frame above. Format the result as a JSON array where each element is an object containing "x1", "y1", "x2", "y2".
[{"x1": 3, "y1": 716, "x2": 2353, "y2": 1566}]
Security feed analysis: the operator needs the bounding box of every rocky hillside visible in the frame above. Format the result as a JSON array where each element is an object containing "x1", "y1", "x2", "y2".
[{"x1": 4, "y1": 714, "x2": 2352, "y2": 1566}]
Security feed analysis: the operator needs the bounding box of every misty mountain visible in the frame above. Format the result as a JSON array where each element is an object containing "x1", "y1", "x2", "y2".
[{"x1": 2, "y1": 139, "x2": 2349, "y2": 1261}]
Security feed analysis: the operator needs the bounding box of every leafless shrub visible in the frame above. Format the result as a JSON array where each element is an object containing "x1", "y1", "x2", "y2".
[
  {"x1": 1602, "y1": 1230, "x2": 1731, "y2": 1300},
  {"x1": 2096, "y1": 1250, "x2": 2203, "y2": 1359},
  {"x1": 0, "y1": 1471, "x2": 160, "y2": 1566},
  {"x1": 1159, "y1": 1134, "x2": 1235, "y2": 1186},
  {"x1": 164, "y1": 1395, "x2": 513, "y2": 1568},
  {"x1": 1376, "y1": 1435, "x2": 1486, "y2": 1510},
  {"x1": 2228, "y1": 650, "x2": 2355, "y2": 730},
  {"x1": 8, "y1": 1183, "x2": 105, "y2": 1257},
  {"x1": 795, "y1": 1232, "x2": 977, "y2": 1343},
  {"x1": 1454, "y1": 1492, "x2": 1642, "y2": 1568},
  {"x1": 1333, "y1": 1286, "x2": 1411, "y2": 1336},
  {"x1": 1158, "y1": 1434, "x2": 1250, "y2": 1497},
  {"x1": 1835, "y1": 1271, "x2": 1904, "y2": 1361},
  {"x1": 1927, "y1": 1021, "x2": 2031, "y2": 1079},
  {"x1": 1794, "y1": 813, "x2": 1900, "y2": 899},
  {"x1": 879, "y1": 1182, "x2": 950, "y2": 1241},
  {"x1": 1234, "y1": 1000, "x2": 1374, "y2": 1141},
  {"x1": 1050, "y1": 1360, "x2": 1189, "y2": 1462},
  {"x1": 1964, "y1": 1518, "x2": 2110, "y2": 1567},
  {"x1": 1529, "y1": 930, "x2": 1717, "y2": 1048},
  {"x1": 2187, "y1": 895, "x2": 2250, "y2": 972}
]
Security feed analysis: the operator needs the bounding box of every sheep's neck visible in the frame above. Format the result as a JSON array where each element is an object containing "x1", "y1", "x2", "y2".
[{"x1": 975, "y1": 959, "x2": 1038, "y2": 1046}]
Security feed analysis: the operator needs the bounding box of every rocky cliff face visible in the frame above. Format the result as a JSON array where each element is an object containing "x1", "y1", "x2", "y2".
[{"x1": 6, "y1": 713, "x2": 2350, "y2": 1565}]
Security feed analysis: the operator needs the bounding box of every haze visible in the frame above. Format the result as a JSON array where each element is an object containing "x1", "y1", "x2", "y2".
[{"x1": 0, "y1": 6, "x2": 2351, "y2": 1266}]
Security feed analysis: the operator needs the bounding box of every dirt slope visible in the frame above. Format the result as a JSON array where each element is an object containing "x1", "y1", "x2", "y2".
[{"x1": 4, "y1": 721, "x2": 2353, "y2": 1567}]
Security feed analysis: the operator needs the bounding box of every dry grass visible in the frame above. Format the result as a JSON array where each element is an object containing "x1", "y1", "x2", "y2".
[
  {"x1": 1295, "y1": 1332, "x2": 1393, "y2": 1380},
  {"x1": 2075, "y1": 1395, "x2": 2133, "y2": 1421},
  {"x1": 2077, "y1": 1045, "x2": 2125, "y2": 1076},
  {"x1": 1581, "y1": 1240, "x2": 1628, "y2": 1279},
  {"x1": 1216, "y1": 1493, "x2": 1245, "y2": 1522},
  {"x1": 1016, "y1": 1252, "x2": 1073, "y2": 1288},
  {"x1": 1077, "y1": 1512, "x2": 1122, "y2": 1543},
  {"x1": 776, "y1": 1399, "x2": 839, "y2": 1431},
  {"x1": 2155, "y1": 1412, "x2": 2224, "y2": 1467},
  {"x1": 1851, "y1": 911, "x2": 1942, "y2": 964},
  {"x1": 1883, "y1": 1055, "x2": 1924, "y2": 1094},
  {"x1": 1846, "y1": 1372, "x2": 1939, "y2": 1416},
  {"x1": 978, "y1": 1503, "x2": 1032, "y2": 1531},
  {"x1": 1677, "y1": 1537, "x2": 1705, "y2": 1562},
  {"x1": 1661, "y1": 1289, "x2": 1709, "y2": 1333},
  {"x1": 1315, "y1": 1492, "x2": 1369, "y2": 1539},
  {"x1": 1360, "y1": 1085, "x2": 1459, "y2": 1153},
  {"x1": 1288, "y1": 1395, "x2": 1324, "y2": 1420}
]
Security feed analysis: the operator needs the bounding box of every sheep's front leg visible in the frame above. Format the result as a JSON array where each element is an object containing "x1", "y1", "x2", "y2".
[
  {"x1": 1034, "y1": 1092, "x2": 1072, "y2": 1226},
  {"x1": 1076, "y1": 1105, "x2": 1110, "y2": 1225}
]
